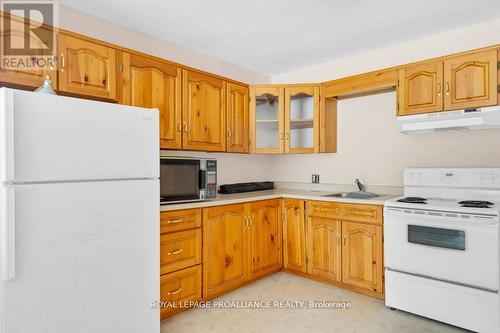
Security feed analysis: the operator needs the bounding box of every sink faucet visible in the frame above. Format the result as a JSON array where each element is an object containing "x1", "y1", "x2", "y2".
[{"x1": 355, "y1": 179, "x2": 365, "y2": 192}]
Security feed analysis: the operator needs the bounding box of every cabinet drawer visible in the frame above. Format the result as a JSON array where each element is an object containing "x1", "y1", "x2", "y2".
[
  {"x1": 160, "y1": 265, "x2": 202, "y2": 318},
  {"x1": 160, "y1": 209, "x2": 202, "y2": 234},
  {"x1": 341, "y1": 203, "x2": 383, "y2": 225},
  {"x1": 160, "y1": 229, "x2": 201, "y2": 274},
  {"x1": 307, "y1": 201, "x2": 342, "y2": 219}
]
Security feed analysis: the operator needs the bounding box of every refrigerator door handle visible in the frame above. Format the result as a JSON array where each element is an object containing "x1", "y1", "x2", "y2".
[
  {"x1": 1, "y1": 88, "x2": 15, "y2": 181},
  {"x1": 1, "y1": 187, "x2": 15, "y2": 281}
]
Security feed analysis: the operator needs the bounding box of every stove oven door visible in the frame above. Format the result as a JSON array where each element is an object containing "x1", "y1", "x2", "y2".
[{"x1": 384, "y1": 206, "x2": 499, "y2": 291}]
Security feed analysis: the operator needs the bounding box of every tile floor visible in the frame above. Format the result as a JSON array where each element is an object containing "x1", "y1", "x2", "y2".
[{"x1": 161, "y1": 272, "x2": 467, "y2": 333}]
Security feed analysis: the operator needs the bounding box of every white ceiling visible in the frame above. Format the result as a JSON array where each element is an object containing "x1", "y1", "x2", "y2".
[{"x1": 59, "y1": 0, "x2": 500, "y2": 75}]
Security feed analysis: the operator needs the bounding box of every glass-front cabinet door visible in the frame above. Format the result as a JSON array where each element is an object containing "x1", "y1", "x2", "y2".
[
  {"x1": 284, "y1": 86, "x2": 319, "y2": 153},
  {"x1": 250, "y1": 86, "x2": 285, "y2": 153}
]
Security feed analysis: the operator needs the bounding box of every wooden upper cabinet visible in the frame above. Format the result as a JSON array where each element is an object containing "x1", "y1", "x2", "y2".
[
  {"x1": 58, "y1": 33, "x2": 117, "y2": 100},
  {"x1": 248, "y1": 199, "x2": 281, "y2": 279},
  {"x1": 226, "y1": 82, "x2": 249, "y2": 153},
  {"x1": 284, "y1": 86, "x2": 320, "y2": 153},
  {"x1": 307, "y1": 215, "x2": 341, "y2": 282},
  {"x1": 398, "y1": 61, "x2": 443, "y2": 116},
  {"x1": 182, "y1": 70, "x2": 226, "y2": 152},
  {"x1": 341, "y1": 221, "x2": 383, "y2": 293},
  {"x1": 202, "y1": 204, "x2": 248, "y2": 299},
  {"x1": 443, "y1": 50, "x2": 498, "y2": 110},
  {"x1": 0, "y1": 13, "x2": 57, "y2": 89},
  {"x1": 249, "y1": 86, "x2": 285, "y2": 154},
  {"x1": 282, "y1": 199, "x2": 307, "y2": 273},
  {"x1": 118, "y1": 52, "x2": 182, "y2": 149}
]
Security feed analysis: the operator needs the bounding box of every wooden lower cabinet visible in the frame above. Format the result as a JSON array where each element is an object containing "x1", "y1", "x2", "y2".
[
  {"x1": 306, "y1": 215, "x2": 342, "y2": 282},
  {"x1": 341, "y1": 221, "x2": 383, "y2": 294},
  {"x1": 282, "y1": 199, "x2": 307, "y2": 273},
  {"x1": 160, "y1": 265, "x2": 202, "y2": 319},
  {"x1": 202, "y1": 204, "x2": 248, "y2": 299},
  {"x1": 248, "y1": 199, "x2": 282, "y2": 279},
  {"x1": 202, "y1": 200, "x2": 282, "y2": 299},
  {"x1": 304, "y1": 201, "x2": 384, "y2": 298},
  {"x1": 159, "y1": 208, "x2": 203, "y2": 319}
]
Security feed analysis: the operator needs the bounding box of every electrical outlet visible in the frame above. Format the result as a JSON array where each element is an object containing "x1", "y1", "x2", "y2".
[{"x1": 312, "y1": 174, "x2": 320, "y2": 184}]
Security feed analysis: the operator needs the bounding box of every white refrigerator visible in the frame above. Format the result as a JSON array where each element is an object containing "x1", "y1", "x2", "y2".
[{"x1": 0, "y1": 88, "x2": 160, "y2": 333}]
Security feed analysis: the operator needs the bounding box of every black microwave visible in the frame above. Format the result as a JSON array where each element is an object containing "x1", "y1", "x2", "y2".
[{"x1": 160, "y1": 156, "x2": 217, "y2": 204}]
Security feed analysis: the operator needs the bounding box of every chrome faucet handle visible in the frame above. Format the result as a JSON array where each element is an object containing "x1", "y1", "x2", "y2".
[{"x1": 355, "y1": 179, "x2": 365, "y2": 192}]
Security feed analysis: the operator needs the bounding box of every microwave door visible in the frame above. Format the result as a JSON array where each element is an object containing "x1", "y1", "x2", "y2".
[{"x1": 160, "y1": 159, "x2": 200, "y2": 203}]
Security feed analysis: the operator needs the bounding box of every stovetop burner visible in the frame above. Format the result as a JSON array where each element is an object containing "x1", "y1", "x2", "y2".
[
  {"x1": 460, "y1": 204, "x2": 492, "y2": 208},
  {"x1": 397, "y1": 197, "x2": 428, "y2": 204},
  {"x1": 458, "y1": 200, "x2": 494, "y2": 206},
  {"x1": 458, "y1": 200, "x2": 495, "y2": 209}
]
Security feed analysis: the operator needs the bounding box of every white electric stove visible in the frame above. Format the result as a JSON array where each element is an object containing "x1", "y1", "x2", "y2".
[{"x1": 384, "y1": 168, "x2": 500, "y2": 333}]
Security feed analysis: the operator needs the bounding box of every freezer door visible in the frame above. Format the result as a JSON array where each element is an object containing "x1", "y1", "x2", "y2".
[
  {"x1": 0, "y1": 88, "x2": 159, "y2": 183},
  {"x1": 0, "y1": 180, "x2": 159, "y2": 333}
]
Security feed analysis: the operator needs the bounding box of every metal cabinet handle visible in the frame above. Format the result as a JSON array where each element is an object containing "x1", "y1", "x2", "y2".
[
  {"x1": 167, "y1": 218, "x2": 183, "y2": 224},
  {"x1": 167, "y1": 249, "x2": 184, "y2": 256},
  {"x1": 437, "y1": 82, "x2": 441, "y2": 96},
  {"x1": 337, "y1": 235, "x2": 341, "y2": 246},
  {"x1": 445, "y1": 81, "x2": 450, "y2": 95},
  {"x1": 177, "y1": 121, "x2": 182, "y2": 134},
  {"x1": 227, "y1": 128, "x2": 232, "y2": 139},
  {"x1": 167, "y1": 288, "x2": 182, "y2": 296},
  {"x1": 183, "y1": 122, "x2": 188, "y2": 133},
  {"x1": 342, "y1": 235, "x2": 346, "y2": 247},
  {"x1": 60, "y1": 53, "x2": 65, "y2": 72}
]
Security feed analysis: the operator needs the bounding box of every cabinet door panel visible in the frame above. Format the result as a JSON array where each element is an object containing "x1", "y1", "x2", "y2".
[
  {"x1": 182, "y1": 70, "x2": 226, "y2": 151},
  {"x1": 226, "y1": 82, "x2": 249, "y2": 153},
  {"x1": 203, "y1": 204, "x2": 247, "y2": 298},
  {"x1": 249, "y1": 86, "x2": 285, "y2": 154},
  {"x1": 248, "y1": 199, "x2": 281, "y2": 279},
  {"x1": 282, "y1": 199, "x2": 306, "y2": 273},
  {"x1": 58, "y1": 34, "x2": 116, "y2": 100},
  {"x1": 307, "y1": 216, "x2": 341, "y2": 282},
  {"x1": 398, "y1": 62, "x2": 443, "y2": 116},
  {"x1": 0, "y1": 14, "x2": 57, "y2": 89},
  {"x1": 284, "y1": 86, "x2": 319, "y2": 153},
  {"x1": 119, "y1": 53, "x2": 182, "y2": 149},
  {"x1": 341, "y1": 221, "x2": 383, "y2": 293},
  {"x1": 444, "y1": 50, "x2": 497, "y2": 110}
]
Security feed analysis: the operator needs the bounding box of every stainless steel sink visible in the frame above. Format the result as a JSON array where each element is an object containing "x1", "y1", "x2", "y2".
[{"x1": 321, "y1": 191, "x2": 381, "y2": 199}]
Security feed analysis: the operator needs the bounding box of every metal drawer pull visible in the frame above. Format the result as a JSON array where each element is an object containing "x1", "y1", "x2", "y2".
[
  {"x1": 167, "y1": 218, "x2": 183, "y2": 224},
  {"x1": 167, "y1": 288, "x2": 182, "y2": 296},
  {"x1": 167, "y1": 249, "x2": 184, "y2": 256}
]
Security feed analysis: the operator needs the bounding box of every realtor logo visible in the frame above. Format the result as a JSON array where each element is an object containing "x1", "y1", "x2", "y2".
[{"x1": 1, "y1": 0, "x2": 58, "y2": 70}]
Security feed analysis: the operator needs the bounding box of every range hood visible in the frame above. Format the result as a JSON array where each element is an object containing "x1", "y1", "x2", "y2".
[{"x1": 397, "y1": 105, "x2": 500, "y2": 133}]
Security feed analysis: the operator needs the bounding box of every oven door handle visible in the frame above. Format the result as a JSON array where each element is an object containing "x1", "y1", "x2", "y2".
[
  {"x1": 384, "y1": 208, "x2": 499, "y2": 226},
  {"x1": 199, "y1": 169, "x2": 207, "y2": 190}
]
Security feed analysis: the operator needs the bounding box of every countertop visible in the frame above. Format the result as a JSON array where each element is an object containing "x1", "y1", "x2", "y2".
[{"x1": 160, "y1": 189, "x2": 400, "y2": 212}]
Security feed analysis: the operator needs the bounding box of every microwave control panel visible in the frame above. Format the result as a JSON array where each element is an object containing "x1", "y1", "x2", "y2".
[{"x1": 205, "y1": 160, "x2": 217, "y2": 198}]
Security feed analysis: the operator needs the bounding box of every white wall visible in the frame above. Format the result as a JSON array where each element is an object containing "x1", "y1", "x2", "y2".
[
  {"x1": 271, "y1": 18, "x2": 500, "y2": 83},
  {"x1": 270, "y1": 92, "x2": 500, "y2": 187},
  {"x1": 58, "y1": 5, "x2": 269, "y2": 84}
]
